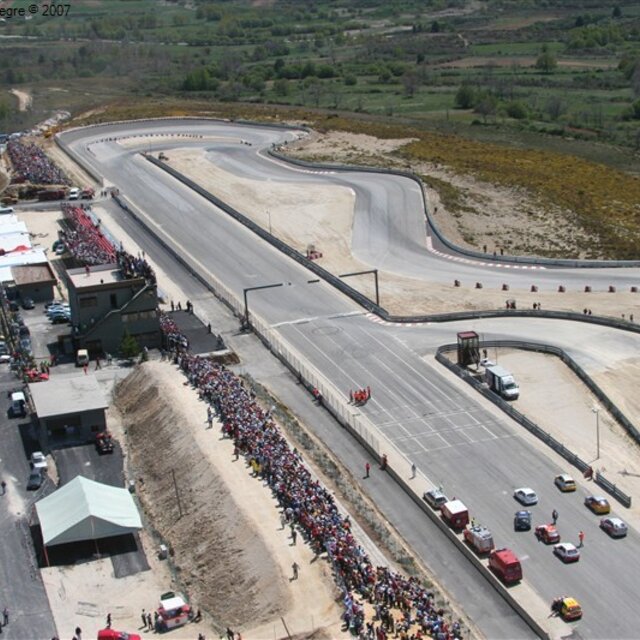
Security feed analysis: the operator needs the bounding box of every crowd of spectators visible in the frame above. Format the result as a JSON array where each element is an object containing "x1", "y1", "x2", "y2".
[
  {"x1": 159, "y1": 313, "x2": 189, "y2": 351},
  {"x1": 164, "y1": 341, "x2": 463, "y2": 640},
  {"x1": 117, "y1": 249, "x2": 156, "y2": 284},
  {"x1": 60, "y1": 204, "x2": 117, "y2": 265},
  {"x1": 60, "y1": 205, "x2": 156, "y2": 286},
  {"x1": 7, "y1": 140, "x2": 69, "y2": 185}
]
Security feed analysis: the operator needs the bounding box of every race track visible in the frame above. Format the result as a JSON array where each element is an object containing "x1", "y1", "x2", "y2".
[{"x1": 60, "y1": 120, "x2": 640, "y2": 639}]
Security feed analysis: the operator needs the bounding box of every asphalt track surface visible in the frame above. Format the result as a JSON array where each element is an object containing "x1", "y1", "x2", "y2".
[{"x1": 61, "y1": 120, "x2": 640, "y2": 639}]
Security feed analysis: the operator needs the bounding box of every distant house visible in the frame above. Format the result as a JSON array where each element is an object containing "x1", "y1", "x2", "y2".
[
  {"x1": 66, "y1": 262, "x2": 160, "y2": 354},
  {"x1": 11, "y1": 263, "x2": 56, "y2": 302}
]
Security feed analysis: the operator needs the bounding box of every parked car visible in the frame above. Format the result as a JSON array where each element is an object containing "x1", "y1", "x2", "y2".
[
  {"x1": 514, "y1": 487, "x2": 538, "y2": 506},
  {"x1": 600, "y1": 517, "x2": 628, "y2": 538},
  {"x1": 553, "y1": 542, "x2": 580, "y2": 563},
  {"x1": 514, "y1": 510, "x2": 532, "y2": 531},
  {"x1": 554, "y1": 474, "x2": 576, "y2": 492},
  {"x1": 19, "y1": 338, "x2": 32, "y2": 355},
  {"x1": 50, "y1": 312, "x2": 70, "y2": 324},
  {"x1": 30, "y1": 451, "x2": 48, "y2": 470},
  {"x1": 535, "y1": 524, "x2": 560, "y2": 544},
  {"x1": 44, "y1": 299, "x2": 65, "y2": 309},
  {"x1": 423, "y1": 488, "x2": 448, "y2": 510},
  {"x1": 47, "y1": 304, "x2": 69, "y2": 317},
  {"x1": 27, "y1": 468, "x2": 44, "y2": 490},
  {"x1": 585, "y1": 495, "x2": 610, "y2": 515},
  {"x1": 18, "y1": 325, "x2": 30, "y2": 338},
  {"x1": 21, "y1": 297, "x2": 35, "y2": 310},
  {"x1": 8, "y1": 300, "x2": 19, "y2": 312}
]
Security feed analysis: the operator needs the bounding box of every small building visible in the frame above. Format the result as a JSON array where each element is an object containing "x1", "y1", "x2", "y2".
[
  {"x1": 66, "y1": 262, "x2": 160, "y2": 355},
  {"x1": 35, "y1": 475, "x2": 142, "y2": 565},
  {"x1": 11, "y1": 263, "x2": 57, "y2": 302},
  {"x1": 29, "y1": 374, "x2": 108, "y2": 450}
]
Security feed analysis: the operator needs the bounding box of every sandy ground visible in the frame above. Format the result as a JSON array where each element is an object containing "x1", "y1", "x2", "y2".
[
  {"x1": 166, "y1": 141, "x2": 639, "y2": 321},
  {"x1": 41, "y1": 136, "x2": 99, "y2": 190},
  {"x1": 116, "y1": 362, "x2": 347, "y2": 639},
  {"x1": 10, "y1": 88, "x2": 32, "y2": 112}
]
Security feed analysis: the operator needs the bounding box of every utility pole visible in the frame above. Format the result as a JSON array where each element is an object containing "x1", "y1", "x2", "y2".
[{"x1": 171, "y1": 469, "x2": 183, "y2": 519}]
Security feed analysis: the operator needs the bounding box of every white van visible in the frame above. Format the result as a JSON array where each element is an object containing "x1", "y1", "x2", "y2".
[
  {"x1": 0, "y1": 206, "x2": 14, "y2": 214},
  {"x1": 10, "y1": 391, "x2": 26, "y2": 417},
  {"x1": 76, "y1": 349, "x2": 89, "y2": 367},
  {"x1": 67, "y1": 188, "x2": 80, "y2": 201}
]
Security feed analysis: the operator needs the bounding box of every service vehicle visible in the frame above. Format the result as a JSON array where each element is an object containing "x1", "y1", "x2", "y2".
[
  {"x1": 440, "y1": 499, "x2": 469, "y2": 530},
  {"x1": 552, "y1": 597, "x2": 582, "y2": 621},
  {"x1": 554, "y1": 474, "x2": 577, "y2": 492},
  {"x1": 423, "y1": 488, "x2": 448, "y2": 510},
  {"x1": 156, "y1": 592, "x2": 193, "y2": 631},
  {"x1": 585, "y1": 495, "x2": 610, "y2": 515},
  {"x1": 10, "y1": 391, "x2": 26, "y2": 417},
  {"x1": 80, "y1": 187, "x2": 95, "y2": 200},
  {"x1": 67, "y1": 187, "x2": 80, "y2": 200},
  {"x1": 600, "y1": 516, "x2": 628, "y2": 538},
  {"x1": 37, "y1": 188, "x2": 66, "y2": 202},
  {"x1": 463, "y1": 524, "x2": 494, "y2": 554},
  {"x1": 485, "y1": 365, "x2": 519, "y2": 400},
  {"x1": 514, "y1": 487, "x2": 538, "y2": 506},
  {"x1": 30, "y1": 451, "x2": 48, "y2": 470},
  {"x1": 489, "y1": 548, "x2": 522, "y2": 584},
  {"x1": 553, "y1": 542, "x2": 580, "y2": 563},
  {"x1": 535, "y1": 524, "x2": 560, "y2": 544},
  {"x1": 96, "y1": 431, "x2": 115, "y2": 454},
  {"x1": 514, "y1": 510, "x2": 532, "y2": 531}
]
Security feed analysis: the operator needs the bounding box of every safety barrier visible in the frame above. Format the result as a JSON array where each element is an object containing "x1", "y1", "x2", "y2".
[{"x1": 436, "y1": 341, "x2": 633, "y2": 508}]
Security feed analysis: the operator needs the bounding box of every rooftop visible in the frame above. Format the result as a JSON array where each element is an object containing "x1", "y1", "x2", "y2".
[
  {"x1": 67, "y1": 263, "x2": 123, "y2": 289},
  {"x1": 29, "y1": 374, "x2": 108, "y2": 418},
  {"x1": 11, "y1": 263, "x2": 56, "y2": 286}
]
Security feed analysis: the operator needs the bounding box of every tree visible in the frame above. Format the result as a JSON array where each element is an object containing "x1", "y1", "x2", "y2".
[
  {"x1": 402, "y1": 71, "x2": 420, "y2": 97},
  {"x1": 455, "y1": 83, "x2": 475, "y2": 109},
  {"x1": 613, "y1": 6, "x2": 622, "y2": 18},
  {"x1": 474, "y1": 94, "x2": 497, "y2": 122},
  {"x1": 545, "y1": 96, "x2": 566, "y2": 121},
  {"x1": 536, "y1": 46, "x2": 557, "y2": 73},
  {"x1": 120, "y1": 331, "x2": 140, "y2": 360}
]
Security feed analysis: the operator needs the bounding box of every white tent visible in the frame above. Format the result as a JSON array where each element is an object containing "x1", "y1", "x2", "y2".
[{"x1": 35, "y1": 475, "x2": 142, "y2": 547}]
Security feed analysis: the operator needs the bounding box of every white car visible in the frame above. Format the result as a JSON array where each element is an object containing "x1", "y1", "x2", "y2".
[
  {"x1": 553, "y1": 542, "x2": 580, "y2": 563},
  {"x1": 514, "y1": 487, "x2": 538, "y2": 506},
  {"x1": 30, "y1": 451, "x2": 48, "y2": 471},
  {"x1": 600, "y1": 517, "x2": 628, "y2": 538},
  {"x1": 67, "y1": 187, "x2": 80, "y2": 200}
]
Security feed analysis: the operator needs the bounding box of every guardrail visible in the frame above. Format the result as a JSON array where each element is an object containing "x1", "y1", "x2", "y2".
[
  {"x1": 269, "y1": 149, "x2": 640, "y2": 269},
  {"x1": 436, "y1": 340, "x2": 632, "y2": 508}
]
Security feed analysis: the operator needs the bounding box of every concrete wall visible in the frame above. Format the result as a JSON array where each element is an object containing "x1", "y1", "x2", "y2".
[{"x1": 39, "y1": 408, "x2": 106, "y2": 451}]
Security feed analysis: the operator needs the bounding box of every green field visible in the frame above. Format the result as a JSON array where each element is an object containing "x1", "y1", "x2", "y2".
[{"x1": 1, "y1": 0, "x2": 640, "y2": 162}]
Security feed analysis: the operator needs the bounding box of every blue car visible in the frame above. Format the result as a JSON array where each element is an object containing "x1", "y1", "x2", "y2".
[{"x1": 514, "y1": 510, "x2": 532, "y2": 531}]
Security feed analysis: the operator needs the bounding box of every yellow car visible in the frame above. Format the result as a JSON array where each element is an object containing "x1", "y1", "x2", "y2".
[
  {"x1": 554, "y1": 474, "x2": 577, "y2": 492},
  {"x1": 584, "y1": 495, "x2": 610, "y2": 515}
]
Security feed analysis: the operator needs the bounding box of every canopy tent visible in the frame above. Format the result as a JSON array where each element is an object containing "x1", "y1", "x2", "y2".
[{"x1": 35, "y1": 475, "x2": 142, "y2": 547}]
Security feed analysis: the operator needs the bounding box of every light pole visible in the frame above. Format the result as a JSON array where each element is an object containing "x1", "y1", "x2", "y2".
[
  {"x1": 592, "y1": 407, "x2": 600, "y2": 460},
  {"x1": 339, "y1": 268, "x2": 380, "y2": 306},
  {"x1": 242, "y1": 282, "x2": 284, "y2": 331}
]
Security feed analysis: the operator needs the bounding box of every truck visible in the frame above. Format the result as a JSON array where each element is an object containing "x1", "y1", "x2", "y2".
[
  {"x1": 485, "y1": 365, "x2": 519, "y2": 400},
  {"x1": 463, "y1": 524, "x2": 494, "y2": 554},
  {"x1": 38, "y1": 188, "x2": 66, "y2": 202},
  {"x1": 441, "y1": 499, "x2": 469, "y2": 530},
  {"x1": 80, "y1": 187, "x2": 95, "y2": 200},
  {"x1": 489, "y1": 548, "x2": 522, "y2": 584}
]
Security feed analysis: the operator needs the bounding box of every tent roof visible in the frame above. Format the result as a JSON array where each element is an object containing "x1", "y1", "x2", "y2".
[{"x1": 35, "y1": 476, "x2": 142, "y2": 546}]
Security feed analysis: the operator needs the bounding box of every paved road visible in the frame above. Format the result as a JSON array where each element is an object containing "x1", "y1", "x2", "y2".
[
  {"x1": 59, "y1": 120, "x2": 640, "y2": 638},
  {"x1": 0, "y1": 371, "x2": 56, "y2": 639}
]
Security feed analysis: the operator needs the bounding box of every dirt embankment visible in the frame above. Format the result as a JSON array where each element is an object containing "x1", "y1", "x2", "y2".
[{"x1": 115, "y1": 364, "x2": 288, "y2": 630}]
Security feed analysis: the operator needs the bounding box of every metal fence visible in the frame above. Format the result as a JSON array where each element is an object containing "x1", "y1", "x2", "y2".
[{"x1": 436, "y1": 341, "x2": 632, "y2": 508}]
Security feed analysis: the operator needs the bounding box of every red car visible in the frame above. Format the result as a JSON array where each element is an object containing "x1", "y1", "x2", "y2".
[
  {"x1": 535, "y1": 524, "x2": 560, "y2": 544},
  {"x1": 97, "y1": 629, "x2": 141, "y2": 640}
]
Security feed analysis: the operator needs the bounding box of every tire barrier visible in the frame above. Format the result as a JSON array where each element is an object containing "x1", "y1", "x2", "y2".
[
  {"x1": 530, "y1": 285, "x2": 538, "y2": 292},
  {"x1": 609, "y1": 285, "x2": 616, "y2": 293},
  {"x1": 454, "y1": 279, "x2": 460, "y2": 287},
  {"x1": 558, "y1": 285, "x2": 565, "y2": 292},
  {"x1": 436, "y1": 340, "x2": 633, "y2": 508},
  {"x1": 502, "y1": 283, "x2": 509, "y2": 291},
  {"x1": 475, "y1": 282, "x2": 483, "y2": 289},
  {"x1": 632, "y1": 286, "x2": 638, "y2": 293},
  {"x1": 585, "y1": 285, "x2": 591, "y2": 292}
]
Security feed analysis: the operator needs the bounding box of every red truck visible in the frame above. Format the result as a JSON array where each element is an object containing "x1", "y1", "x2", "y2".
[
  {"x1": 463, "y1": 524, "x2": 494, "y2": 554},
  {"x1": 489, "y1": 548, "x2": 522, "y2": 584},
  {"x1": 441, "y1": 499, "x2": 469, "y2": 530},
  {"x1": 38, "y1": 188, "x2": 66, "y2": 201}
]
